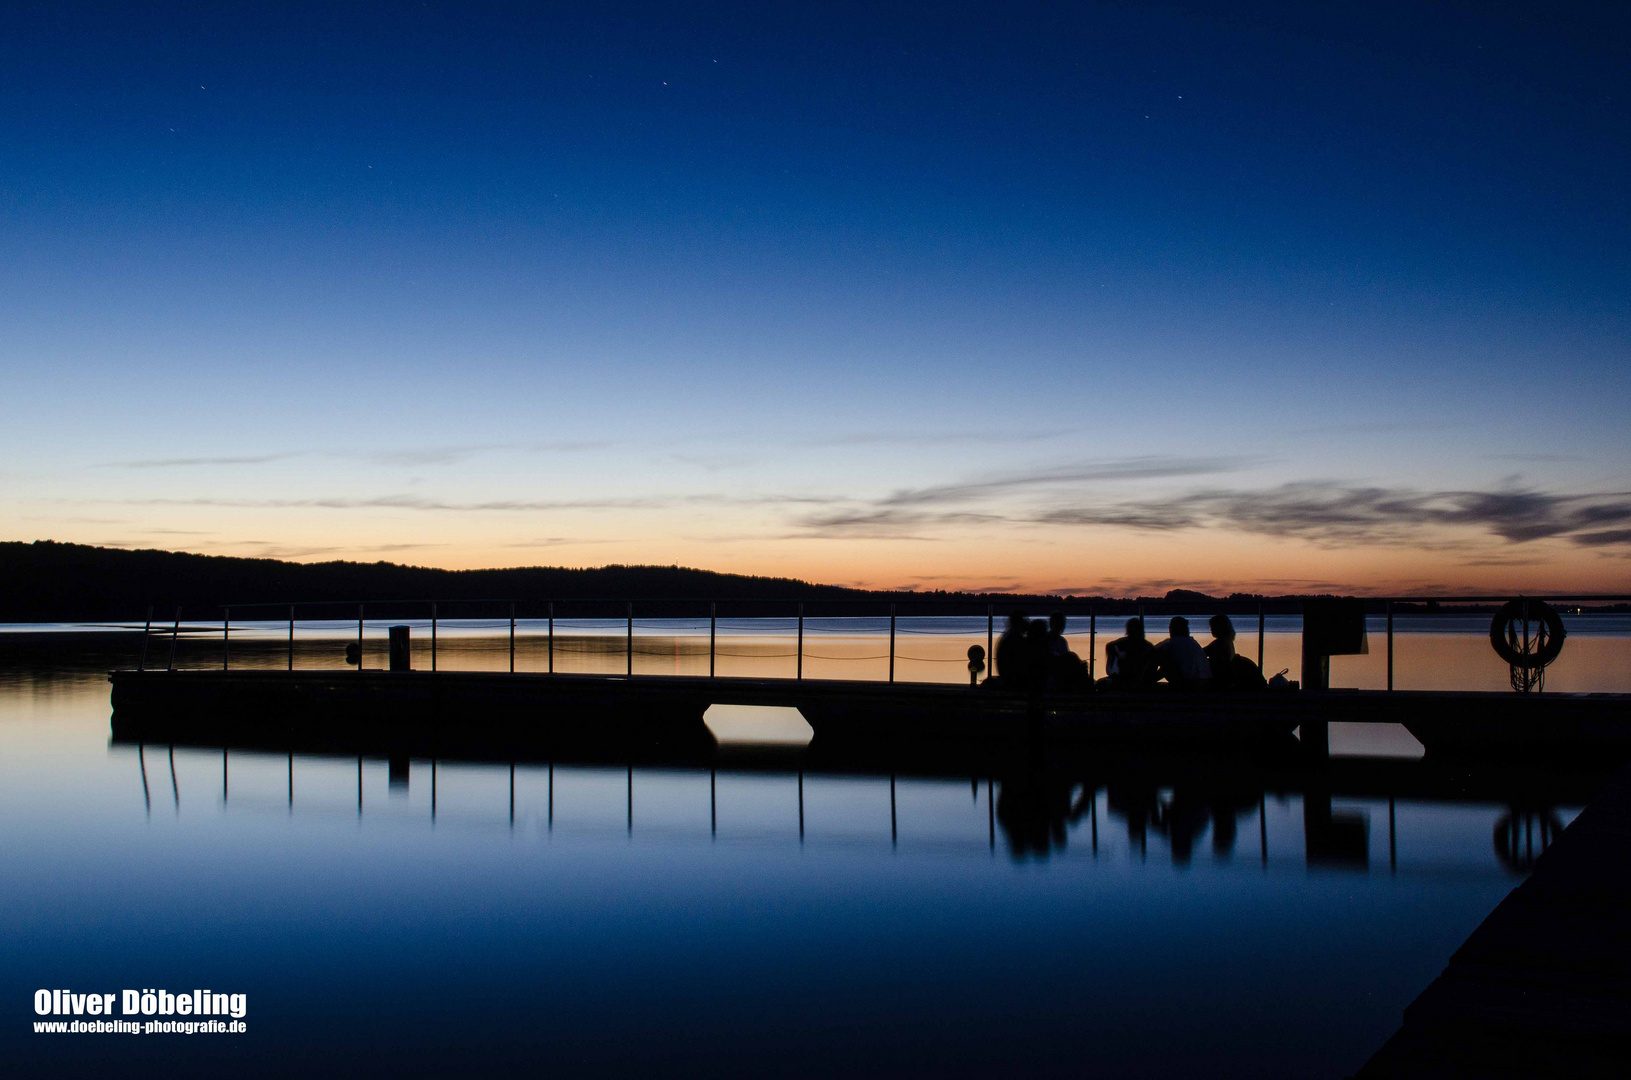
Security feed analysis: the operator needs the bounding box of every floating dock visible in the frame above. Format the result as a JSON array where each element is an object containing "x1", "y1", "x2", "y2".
[{"x1": 108, "y1": 668, "x2": 1631, "y2": 761}]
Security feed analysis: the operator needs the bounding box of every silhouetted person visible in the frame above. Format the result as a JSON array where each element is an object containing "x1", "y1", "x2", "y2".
[
  {"x1": 1101, "y1": 617, "x2": 1154, "y2": 690},
  {"x1": 1024, "y1": 620, "x2": 1052, "y2": 690},
  {"x1": 1153, "y1": 616, "x2": 1210, "y2": 690},
  {"x1": 1206, "y1": 613, "x2": 1267, "y2": 692},
  {"x1": 1044, "y1": 610, "x2": 1088, "y2": 689},
  {"x1": 994, "y1": 609, "x2": 1035, "y2": 692}
]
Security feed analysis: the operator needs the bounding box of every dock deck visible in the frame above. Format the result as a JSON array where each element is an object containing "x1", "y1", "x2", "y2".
[
  {"x1": 1356, "y1": 761, "x2": 1631, "y2": 1077},
  {"x1": 108, "y1": 668, "x2": 1631, "y2": 760}
]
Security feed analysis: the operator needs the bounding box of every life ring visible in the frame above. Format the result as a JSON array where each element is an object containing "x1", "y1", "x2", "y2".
[{"x1": 1489, "y1": 599, "x2": 1566, "y2": 670}]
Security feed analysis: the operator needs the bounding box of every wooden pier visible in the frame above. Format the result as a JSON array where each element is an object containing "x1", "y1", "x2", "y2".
[
  {"x1": 108, "y1": 667, "x2": 1631, "y2": 761},
  {"x1": 1356, "y1": 760, "x2": 1631, "y2": 1077}
]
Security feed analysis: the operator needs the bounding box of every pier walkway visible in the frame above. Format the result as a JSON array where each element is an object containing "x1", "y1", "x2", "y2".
[{"x1": 1356, "y1": 761, "x2": 1631, "y2": 1077}]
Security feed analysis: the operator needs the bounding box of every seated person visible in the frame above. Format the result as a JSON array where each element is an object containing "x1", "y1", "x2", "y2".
[
  {"x1": 1045, "y1": 611, "x2": 1089, "y2": 689},
  {"x1": 1205, "y1": 614, "x2": 1268, "y2": 692},
  {"x1": 1100, "y1": 618, "x2": 1155, "y2": 690},
  {"x1": 1205, "y1": 614, "x2": 1237, "y2": 687},
  {"x1": 992, "y1": 609, "x2": 1037, "y2": 692},
  {"x1": 1153, "y1": 616, "x2": 1211, "y2": 690}
]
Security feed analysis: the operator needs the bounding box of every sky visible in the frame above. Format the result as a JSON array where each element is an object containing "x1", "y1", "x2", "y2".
[{"x1": 2, "y1": 1, "x2": 1629, "y2": 595}]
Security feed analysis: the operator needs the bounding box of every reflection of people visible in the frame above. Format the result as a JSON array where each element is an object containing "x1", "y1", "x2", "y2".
[
  {"x1": 1101, "y1": 618, "x2": 1154, "y2": 690},
  {"x1": 1154, "y1": 617, "x2": 1211, "y2": 690}
]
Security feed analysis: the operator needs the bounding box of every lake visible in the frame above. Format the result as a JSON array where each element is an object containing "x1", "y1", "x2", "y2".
[{"x1": 4, "y1": 622, "x2": 1623, "y2": 1076}]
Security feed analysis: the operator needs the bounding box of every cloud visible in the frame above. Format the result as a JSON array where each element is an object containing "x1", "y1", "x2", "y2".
[
  {"x1": 802, "y1": 430, "x2": 1072, "y2": 448},
  {"x1": 1037, "y1": 483, "x2": 1631, "y2": 548},
  {"x1": 109, "y1": 453, "x2": 299, "y2": 468},
  {"x1": 878, "y1": 456, "x2": 1255, "y2": 509}
]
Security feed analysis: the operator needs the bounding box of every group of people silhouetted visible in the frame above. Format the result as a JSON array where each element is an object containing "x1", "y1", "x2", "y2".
[{"x1": 988, "y1": 610, "x2": 1266, "y2": 694}]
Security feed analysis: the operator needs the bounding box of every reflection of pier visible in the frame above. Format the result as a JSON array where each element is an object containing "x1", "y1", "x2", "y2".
[{"x1": 116, "y1": 730, "x2": 1602, "y2": 871}]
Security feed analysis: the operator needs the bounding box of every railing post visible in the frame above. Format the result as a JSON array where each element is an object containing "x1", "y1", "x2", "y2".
[
  {"x1": 626, "y1": 601, "x2": 634, "y2": 676},
  {"x1": 547, "y1": 601, "x2": 554, "y2": 673},
  {"x1": 1088, "y1": 606, "x2": 1096, "y2": 683},
  {"x1": 1386, "y1": 600, "x2": 1394, "y2": 691},
  {"x1": 1257, "y1": 601, "x2": 1265, "y2": 671},
  {"x1": 709, "y1": 602, "x2": 717, "y2": 678},
  {"x1": 167, "y1": 607, "x2": 181, "y2": 671},
  {"x1": 357, "y1": 604, "x2": 365, "y2": 672},
  {"x1": 430, "y1": 602, "x2": 437, "y2": 671},
  {"x1": 222, "y1": 607, "x2": 230, "y2": 670},
  {"x1": 888, "y1": 603, "x2": 896, "y2": 683},
  {"x1": 797, "y1": 603, "x2": 804, "y2": 680},
  {"x1": 287, "y1": 605, "x2": 295, "y2": 670},
  {"x1": 509, "y1": 602, "x2": 516, "y2": 673},
  {"x1": 138, "y1": 605, "x2": 153, "y2": 671},
  {"x1": 986, "y1": 605, "x2": 994, "y2": 673}
]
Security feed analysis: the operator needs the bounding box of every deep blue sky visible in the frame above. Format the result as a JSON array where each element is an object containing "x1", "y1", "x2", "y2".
[{"x1": 3, "y1": 2, "x2": 1628, "y2": 592}]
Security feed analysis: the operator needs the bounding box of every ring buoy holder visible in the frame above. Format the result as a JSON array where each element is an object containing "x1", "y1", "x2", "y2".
[{"x1": 1489, "y1": 598, "x2": 1566, "y2": 692}]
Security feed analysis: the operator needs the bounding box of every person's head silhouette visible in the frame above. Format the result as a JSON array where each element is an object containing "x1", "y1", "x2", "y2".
[
  {"x1": 1209, "y1": 614, "x2": 1235, "y2": 641},
  {"x1": 1169, "y1": 616, "x2": 1190, "y2": 638},
  {"x1": 1126, "y1": 618, "x2": 1144, "y2": 641},
  {"x1": 1049, "y1": 611, "x2": 1066, "y2": 635},
  {"x1": 1007, "y1": 609, "x2": 1028, "y2": 633}
]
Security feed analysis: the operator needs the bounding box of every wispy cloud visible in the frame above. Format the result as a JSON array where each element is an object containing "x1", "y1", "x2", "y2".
[{"x1": 111, "y1": 453, "x2": 300, "y2": 469}]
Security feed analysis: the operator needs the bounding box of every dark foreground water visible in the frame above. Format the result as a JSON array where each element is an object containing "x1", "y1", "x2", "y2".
[{"x1": 2, "y1": 635, "x2": 1607, "y2": 1078}]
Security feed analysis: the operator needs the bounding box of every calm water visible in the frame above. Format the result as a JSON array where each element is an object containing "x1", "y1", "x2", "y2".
[{"x1": 3, "y1": 627, "x2": 1619, "y2": 1077}]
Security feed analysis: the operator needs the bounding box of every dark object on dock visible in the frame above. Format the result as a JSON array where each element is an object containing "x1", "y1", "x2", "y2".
[
  {"x1": 966, "y1": 644, "x2": 985, "y2": 686},
  {"x1": 1300, "y1": 597, "x2": 1368, "y2": 693},
  {"x1": 344, "y1": 642, "x2": 361, "y2": 666},
  {"x1": 1356, "y1": 760, "x2": 1631, "y2": 1078},
  {"x1": 389, "y1": 625, "x2": 411, "y2": 671}
]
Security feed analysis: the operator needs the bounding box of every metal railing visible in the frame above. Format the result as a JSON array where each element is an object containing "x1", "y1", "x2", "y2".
[{"x1": 133, "y1": 593, "x2": 1631, "y2": 692}]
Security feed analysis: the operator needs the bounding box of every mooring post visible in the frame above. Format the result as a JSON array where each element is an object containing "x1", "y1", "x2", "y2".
[
  {"x1": 167, "y1": 607, "x2": 181, "y2": 671},
  {"x1": 509, "y1": 602, "x2": 516, "y2": 673},
  {"x1": 626, "y1": 602, "x2": 634, "y2": 676},
  {"x1": 357, "y1": 605, "x2": 365, "y2": 672},
  {"x1": 1257, "y1": 602, "x2": 1265, "y2": 670},
  {"x1": 547, "y1": 601, "x2": 555, "y2": 673},
  {"x1": 709, "y1": 602, "x2": 717, "y2": 678},
  {"x1": 222, "y1": 607, "x2": 230, "y2": 670},
  {"x1": 797, "y1": 603, "x2": 804, "y2": 680},
  {"x1": 138, "y1": 606, "x2": 153, "y2": 671},
  {"x1": 888, "y1": 603, "x2": 897, "y2": 683},
  {"x1": 1386, "y1": 600, "x2": 1394, "y2": 692},
  {"x1": 287, "y1": 605, "x2": 296, "y2": 670},
  {"x1": 430, "y1": 602, "x2": 438, "y2": 672}
]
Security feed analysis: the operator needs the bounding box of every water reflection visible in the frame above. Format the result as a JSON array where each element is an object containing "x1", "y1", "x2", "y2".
[{"x1": 114, "y1": 736, "x2": 1586, "y2": 878}]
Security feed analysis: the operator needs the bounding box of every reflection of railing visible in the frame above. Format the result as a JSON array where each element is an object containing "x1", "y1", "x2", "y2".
[
  {"x1": 134, "y1": 594, "x2": 1631, "y2": 692},
  {"x1": 130, "y1": 742, "x2": 1564, "y2": 872}
]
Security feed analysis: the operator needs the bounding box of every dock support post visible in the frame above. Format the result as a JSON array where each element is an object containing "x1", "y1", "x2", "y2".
[
  {"x1": 430, "y1": 603, "x2": 437, "y2": 672},
  {"x1": 167, "y1": 607, "x2": 181, "y2": 671},
  {"x1": 1257, "y1": 602, "x2": 1265, "y2": 671},
  {"x1": 796, "y1": 603, "x2": 804, "y2": 680},
  {"x1": 888, "y1": 604, "x2": 896, "y2": 683},
  {"x1": 138, "y1": 606, "x2": 153, "y2": 671},
  {"x1": 222, "y1": 608, "x2": 229, "y2": 670},
  {"x1": 1386, "y1": 601, "x2": 1394, "y2": 691},
  {"x1": 548, "y1": 601, "x2": 554, "y2": 673},
  {"x1": 626, "y1": 602, "x2": 633, "y2": 676},
  {"x1": 357, "y1": 605, "x2": 365, "y2": 672},
  {"x1": 509, "y1": 603, "x2": 516, "y2": 673},
  {"x1": 709, "y1": 602, "x2": 716, "y2": 678},
  {"x1": 288, "y1": 605, "x2": 296, "y2": 670}
]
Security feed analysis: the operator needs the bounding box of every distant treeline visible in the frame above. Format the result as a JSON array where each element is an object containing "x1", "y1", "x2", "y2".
[{"x1": 2, "y1": 541, "x2": 1624, "y2": 623}]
